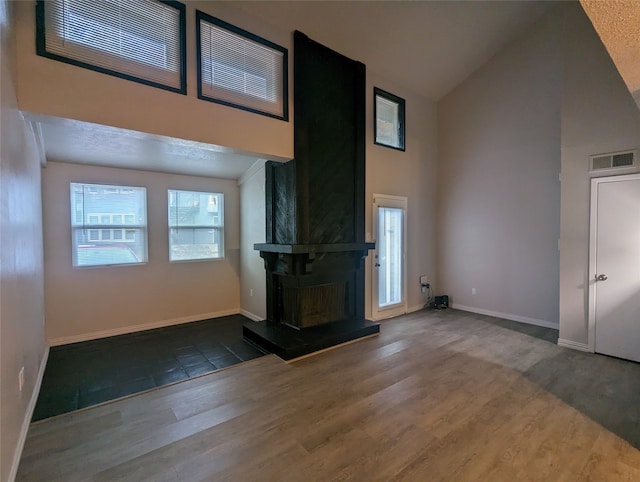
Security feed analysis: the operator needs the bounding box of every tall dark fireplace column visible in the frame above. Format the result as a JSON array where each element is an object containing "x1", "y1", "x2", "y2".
[{"x1": 242, "y1": 32, "x2": 379, "y2": 360}]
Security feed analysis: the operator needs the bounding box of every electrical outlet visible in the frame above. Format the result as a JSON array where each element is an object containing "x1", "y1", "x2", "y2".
[
  {"x1": 472, "y1": 287, "x2": 477, "y2": 295},
  {"x1": 19, "y1": 366, "x2": 25, "y2": 392},
  {"x1": 420, "y1": 275, "x2": 428, "y2": 285}
]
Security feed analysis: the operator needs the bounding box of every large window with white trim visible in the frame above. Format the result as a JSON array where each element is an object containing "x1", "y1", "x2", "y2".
[
  {"x1": 196, "y1": 10, "x2": 288, "y2": 120},
  {"x1": 36, "y1": 0, "x2": 186, "y2": 94},
  {"x1": 70, "y1": 183, "x2": 148, "y2": 267},
  {"x1": 168, "y1": 190, "x2": 224, "y2": 261}
]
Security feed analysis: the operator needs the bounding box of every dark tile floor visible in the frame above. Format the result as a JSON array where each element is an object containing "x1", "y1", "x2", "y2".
[{"x1": 33, "y1": 315, "x2": 266, "y2": 421}]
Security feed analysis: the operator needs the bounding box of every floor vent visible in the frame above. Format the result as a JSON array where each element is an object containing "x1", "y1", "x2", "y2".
[{"x1": 590, "y1": 150, "x2": 636, "y2": 171}]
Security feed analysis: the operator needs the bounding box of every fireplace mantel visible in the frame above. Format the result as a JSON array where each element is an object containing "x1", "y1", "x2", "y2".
[{"x1": 254, "y1": 243, "x2": 375, "y2": 254}]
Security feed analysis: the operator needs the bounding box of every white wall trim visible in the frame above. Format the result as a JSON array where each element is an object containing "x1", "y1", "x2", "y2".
[
  {"x1": 23, "y1": 118, "x2": 46, "y2": 167},
  {"x1": 240, "y1": 309, "x2": 263, "y2": 322},
  {"x1": 557, "y1": 338, "x2": 592, "y2": 352},
  {"x1": 48, "y1": 309, "x2": 240, "y2": 346},
  {"x1": 9, "y1": 346, "x2": 49, "y2": 482},
  {"x1": 237, "y1": 159, "x2": 266, "y2": 186},
  {"x1": 451, "y1": 303, "x2": 559, "y2": 329}
]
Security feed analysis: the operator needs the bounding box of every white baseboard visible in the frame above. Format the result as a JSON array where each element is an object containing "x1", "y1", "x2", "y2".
[
  {"x1": 451, "y1": 303, "x2": 559, "y2": 330},
  {"x1": 557, "y1": 338, "x2": 592, "y2": 352},
  {"x1": 48, "y1": 309, "x2": 241, "y2": 346},
  {"x1": 239, "y1": 309, "x2": 264, "y2": 322},
  {"x1": 9, "y1": 345, "x2": 49, "y2": 482}
]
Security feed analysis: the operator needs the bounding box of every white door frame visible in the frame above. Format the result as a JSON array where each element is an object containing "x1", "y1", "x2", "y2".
[
  {"x1": 588, "y1": 172, "x2": 640, "y2": 353},
  {"x1": 371, "y1": 193, "x2": 407, "y2": 321}
]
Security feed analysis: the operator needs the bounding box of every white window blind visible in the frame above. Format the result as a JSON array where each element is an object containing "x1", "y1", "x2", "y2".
[
  {"x1": 38, "y1": 0, "x2": 185, "y2": 93},
  {"x1": 70, "y1": 183, "x2": 148, "y2": 267},
  {"x1": 374, "y1": 87, "x2": 405, "y2": 151},
  {"x1": 197, "y1": 11, "x2": 288, "y2": 120},
  {"x1": 376, "y1": 96, "x2": 400, "y2": 148},
  {"x1": 168, "y1": 190, "x2": 224, "y2": 262}
]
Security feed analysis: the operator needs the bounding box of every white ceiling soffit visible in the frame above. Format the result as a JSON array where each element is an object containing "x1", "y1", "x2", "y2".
[
  {"x1": 24, "y1": 113, "x2": 280, "y2": 180},
  {"x1": 234, "y1": 0, "x2": 552, "y2": 101},
  {"x1": 580, "y1": 0, "x2": 640, "y2": 111}
]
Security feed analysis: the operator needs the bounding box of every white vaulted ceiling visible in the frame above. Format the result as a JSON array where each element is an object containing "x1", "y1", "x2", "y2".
[{"x1": 235, "y1": 1, "x2": 553, "y2": 101}]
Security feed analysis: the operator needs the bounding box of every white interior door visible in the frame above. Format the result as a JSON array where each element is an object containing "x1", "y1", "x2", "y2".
[
  {"x1": 372, "y1": 195, "x2": 406, "y2": 320},
  {"x1": 590, "y1": 174, "x2": 640, "y2": 362}
]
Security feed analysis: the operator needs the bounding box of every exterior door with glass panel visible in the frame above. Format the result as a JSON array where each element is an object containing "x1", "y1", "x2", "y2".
[{"x1": 372, "y1": 195, "x2": 407, "y2": 320}]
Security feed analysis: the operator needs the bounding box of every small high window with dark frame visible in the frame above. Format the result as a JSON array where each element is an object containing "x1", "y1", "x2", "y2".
[{"x1": 374, "y1": 87, "x2": 406, "y2": 151}]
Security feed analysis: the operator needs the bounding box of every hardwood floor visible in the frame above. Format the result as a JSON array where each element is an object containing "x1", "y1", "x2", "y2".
[{"x1": 17, "y1": 309, "x2": 640, "y2": 481}]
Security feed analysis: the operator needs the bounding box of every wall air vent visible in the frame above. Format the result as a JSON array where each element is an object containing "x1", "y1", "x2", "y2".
[{"x1": 590, "y1": 150, "x2": 636, "y2": 172}]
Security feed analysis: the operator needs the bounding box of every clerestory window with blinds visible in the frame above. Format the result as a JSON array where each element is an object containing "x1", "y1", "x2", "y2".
[
  {"x1": 36, "y1": 0, "x2": 186, "y2": 94},
  {"x1": 196, "y1": 11, "x2": 288, "y2": 121}
]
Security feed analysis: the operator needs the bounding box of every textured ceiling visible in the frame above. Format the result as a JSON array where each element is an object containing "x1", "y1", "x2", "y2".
[
  {"x1": 27, "y1": 114, "x2": 268, "y2": 180},
  {"x1": 580, "y1": 0, "x2": 640, "y2": 109}
]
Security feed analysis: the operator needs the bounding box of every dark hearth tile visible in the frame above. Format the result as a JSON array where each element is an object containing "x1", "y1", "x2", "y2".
[
  {"x1": 147, "y1": 359, "x2": 182, "y2": 374},
  {"x1": 40, "y1": 372, "x2": 79, "y2": 392},
  {"x1": 153, "y1": 368, "x2": 189, "y2": 386},
  {"x1": 32, "y1": 389, "x2": 79, "y2": 421},
  {"x1": 199, "y1": 344, "x2": 232, "y2": 359},
  {"x1": 176, "y1": 353, "x2": 208, "y2": 367},
  {"x1": 172, "y1": 346, "x2": 200, "y2": 357},
  {"x1": 33, "y1": 315, "x2": 264, "y2": 420},
  {"x1": 184, "y1": 362, "x2": 216, "y2": 377},
  {"x1": 243, "y1": 318, "x2": 380, "y2": 361},
  {"x1": 78, "y1": 386, "x2": 120, "y2": 409},
  {"x1": 118, "y1": 376, "x2": 157, "y2": 397},
  {"x1": 79, "y1": 378, "x2": 116, "y2": 394},
  {"x1": 211, "y1": 354, "x2": 241, "y2": 369},
  {"x1": 223, "y1": 341, "x2": 267, "y2": 361},
  {"x1": 115, "y1": 369, "x2": 150, "y2": 386}
]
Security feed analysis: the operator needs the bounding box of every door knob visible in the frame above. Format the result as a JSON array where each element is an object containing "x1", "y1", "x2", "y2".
[
  {"x1": 374, "y1": 263, "x2": 381, "y2": 267},
  {"x1": 596, "y1": 274, "x2": 608, "y2": 281}
]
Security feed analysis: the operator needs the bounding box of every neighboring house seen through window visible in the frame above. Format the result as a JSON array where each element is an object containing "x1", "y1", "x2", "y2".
[
  {"x1": 168, "y1": 190, "x2": 224, "y2": 261},
  {"x1": 70, "y1": 183, "x2": 148, "y2": 267}
]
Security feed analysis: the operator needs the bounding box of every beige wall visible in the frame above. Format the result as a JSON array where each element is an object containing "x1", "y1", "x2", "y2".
[
  {"x1": 365, "y1": 72, "x2": 438, "y2": 317},
  {"x1": 239, "y1": 161, "x2": 267, "y2": 320},
  {"x1": 558, "y1": 3, "x2": 640, "y2": 347},
  {"x1": 0, "y1": 1, "x2": 48, "y2": 479},
  {"x1": 13, "y1": 1, "x2": 294, "y2": 160},
  {"x1": 42, "y1": 162, "x2": 241, "y2": 343},
  {"x1": 437, "y1": 9, "x2": 562, "y2": 327}
]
